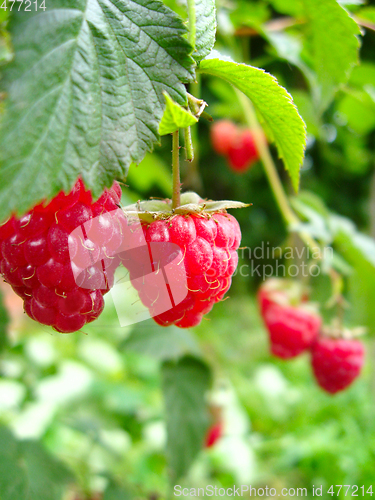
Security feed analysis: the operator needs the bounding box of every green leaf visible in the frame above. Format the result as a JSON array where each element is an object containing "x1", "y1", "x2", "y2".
[
  {"x1": 229, "y1": 0, "x2": 270, "y2": 30},
  {"x1": 337, "y1": 91, "x2": 375, "y2": 135},
  {"x1": 159, "y1": 92, "x2": 198, "y2": 135},
  {"x1": 0, "y1": 289, "x2": 9, "y2": 353},
  {"x1": 330, "y1": 215, "x2": 375, "y2": 333},
  {"x1": 193, "y1": 0, "x2": 216, "y2": 63},
  {"x1": 356, "y1": 6, "x2": 375, "y2": 24},
  {"x1": 161, "y1": 356, "x2": 211, "y2": 481},
  {"x1": 20, "y1": 441, "x2": 74, "y2": 500},
  {"x1": 301, "y1": 0, "x2": 361, "y2": 112},
  {"x1": 0, "y1": 0, "x2": 195, "y2": 221},
  {"x1": 0, "y1": 426, "x2": 74, "y2": 500},
  {"x1": 122, "y1": 322, "x2": 201, "y2": 360},
  {"x1": 199, "y1": 57, "x2": 306, "y2": 191},
  {"x1": 267, "y1": 0, "x2": 303, "y2": 17},
  {"x1": 0, "y1": 426, "x2": 27, "y2": 500},
  {"x1": 103, "y1": 480, "x2": 133, "y2": 500}
]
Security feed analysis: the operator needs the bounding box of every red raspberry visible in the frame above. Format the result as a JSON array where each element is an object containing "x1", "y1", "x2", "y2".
[
  {"x1": 0, "y1": 179, "x2": 123, "y2": 333},
  {"x1": 119, "y1": 211, "x2": 241, "y2": 329},
  {"x1": 205, "y1": 422, "x2": 223, "y2": 448},
  {"x1": 228, "y1": 129, "x2": 259, "y2": 172},
  {"x1": 258, "y1": 279, "x2": 321, "y2": 359},
  {"x1": 311, "y1": 336, "x2": 365, "y2": 394},
  {"x1": 210, "y1": 120, "x2": 238, "y2": 156}
]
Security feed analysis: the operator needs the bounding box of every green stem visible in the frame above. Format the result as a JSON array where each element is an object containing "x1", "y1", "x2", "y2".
[
  {"x1": 187, "y1": 0, "x2": 196, "y2": 48},
  {"x1": 236, "y1": 89, "x2": 323, "y2": 259},
  {"x1": 184, "y1": 77, "x2": 203, "y2": 191},
  {"x1": 236, "y1": 89, "x2": 297, "y2": 226},
  {"x1": 184, "y1": 126, "x2": 194, "y2": 162},
  {"x1": 172, "y1": 130, "x2": 181, "y2": 209}
]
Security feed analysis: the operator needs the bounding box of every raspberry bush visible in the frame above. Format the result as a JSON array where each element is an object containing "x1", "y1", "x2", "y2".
[{"x1": 0, "y1": 0, "x2": 373, "y2": 497}]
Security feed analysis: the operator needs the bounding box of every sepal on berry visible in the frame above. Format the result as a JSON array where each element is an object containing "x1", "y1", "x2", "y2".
[{"x1": 119, "y1": 192, "x2": 247, "y2": 328}]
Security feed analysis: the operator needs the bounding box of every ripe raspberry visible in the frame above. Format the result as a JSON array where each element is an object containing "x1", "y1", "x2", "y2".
[
  {"x1": 311, "y1": 335, "x2": 365, "y2": 394},
  {"x1": 258, "y1": 279, "x2": 321, "y2": 359},
  {"x1": 228, "y1": 129, "x2": 259, "y2": 172},
  {"x1": 0, "y1": 179, "x2": 123, "y2": 333},
  {"x1": 205, "y1": 422, "x2": 223, "y2": 448},
  {"x1": 119, "y1": 209, "x2": 241, "y2": 329},
  {"x1": 210, "y1": 120, "x2": 238, "y2": 156}
]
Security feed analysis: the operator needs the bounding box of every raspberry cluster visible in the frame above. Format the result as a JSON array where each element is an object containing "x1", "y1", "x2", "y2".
[
  {"x1": 210, "y1": 120, "x2": 259, "y2": 173},
  {"x1": 119, "y1": 212, "x2": 241, "y2": 329},
  {"x1": 258, "y1": 278, "x2": 365, "y2": 394},
  {"x1": 0, "y1": 179, "x2": 123, "y2": 333}
]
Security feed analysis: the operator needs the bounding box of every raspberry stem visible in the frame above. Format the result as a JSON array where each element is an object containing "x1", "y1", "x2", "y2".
[
  {"x1": 236, "y1": 89, "x2": 324, "y2": 259},
  {"x1": 184, "y1": 79, "x2": 203, "y2": 191},
  {"x1": 172, "y1": 130, "x2": 181, "y2": 209}
]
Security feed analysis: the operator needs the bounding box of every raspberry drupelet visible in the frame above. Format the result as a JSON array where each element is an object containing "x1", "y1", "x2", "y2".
[
  {"x1": 0, "y1": 179, "x2": 123, "y2": 333},
  {"x1": 119, "y1": 211, "x2": 241, "y2": 329}
]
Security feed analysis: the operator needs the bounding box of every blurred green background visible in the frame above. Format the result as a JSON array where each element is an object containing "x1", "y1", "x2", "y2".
[{"x1": 1, "y1": 0, "x2": 375, "y2": 499}]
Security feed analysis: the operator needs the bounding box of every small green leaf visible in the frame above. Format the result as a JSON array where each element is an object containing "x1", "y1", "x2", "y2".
[
  {"x1": 0, "y1": 0, "x2": 195, "y2": 221},
  {"x1": 159, "y1": 92, "x2": 198, "y2": 135},
  {"x1": 162, "y1": 356, "x2": 211, "y2": 481},
  {"x1": 193, "y1": 0, "x2": 216, "y2": 63},
  {"x1": 301, "y1": 0, "x2": 361, "y2": 112},
  {"x1": 199, "y1": 57, "x2": 306, "y2": 191}
]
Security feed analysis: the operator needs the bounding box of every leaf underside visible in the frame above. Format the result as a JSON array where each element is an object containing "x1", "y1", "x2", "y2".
[{"x1": 0, "y1": 0, "x2": 195, "y2": 221}]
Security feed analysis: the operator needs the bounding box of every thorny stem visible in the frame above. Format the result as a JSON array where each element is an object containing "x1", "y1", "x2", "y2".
[
  {"x1": 184, "y1": 78, "x2": 203, "y2": 191},
  {"x1": 236, "y1": 88, "x2": 323, "y2": 259},
  {"x1": 184, "y1": 126, "x2": 194, "y2": 162},
  {"x1": 172, "y1": 130, "x2": 181, "y2": 209}
]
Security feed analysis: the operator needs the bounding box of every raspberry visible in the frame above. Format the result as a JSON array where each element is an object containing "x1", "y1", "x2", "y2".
[
  {"x1": 119, "y1": 209, "x2": 241, "y2": 329},
  {"x1": 258, "y1": 279, "x2": 321, "y2": 359},
  {"x1": 205, "y1": 422, "x2": 223, "y2": 448},
  {"x1": 210, "y1": 120, "x2": 238, "y2": 156},
  {"x1": 228, "y1": 129, "x2": 259, "y2": 172},
  {"x1": 311, "y1": 335, "x2": 365, "y2": 394},
  {"x1": 0, "y1": 179, "x2": 123, "y2": 333}
]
